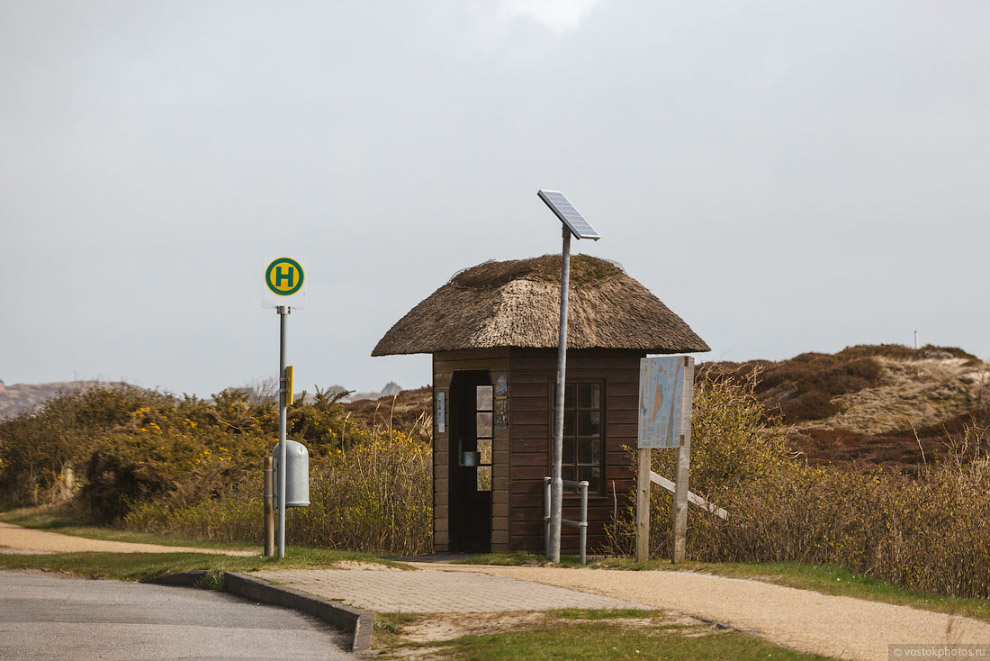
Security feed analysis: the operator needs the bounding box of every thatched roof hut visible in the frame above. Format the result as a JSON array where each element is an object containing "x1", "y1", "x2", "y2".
[{"x1": 373, "y1": 254, "x2": 709, "y2": 356}]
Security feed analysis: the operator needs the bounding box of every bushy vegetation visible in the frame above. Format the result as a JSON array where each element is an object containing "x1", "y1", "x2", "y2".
[
  {"x1": 0, "y1": 386, "x2": 432, "y2": 555},
  {"x1": 607, "y1": 373, "x2": 990, "y2": 598}
]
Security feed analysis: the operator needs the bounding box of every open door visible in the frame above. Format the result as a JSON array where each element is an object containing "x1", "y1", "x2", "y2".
[{"x1": 448, "y1": 370, "x2": 493, "y2": 553}]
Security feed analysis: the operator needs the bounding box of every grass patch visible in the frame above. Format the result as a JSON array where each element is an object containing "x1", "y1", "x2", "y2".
[
  {"x1": 454, "y1": 553, "x2": 990, "y2": 624},
  {"x1": 377, "y1": 610, "x2": 834, "y2": 660},
  {"x1": 431, "y1": 628, "x2": 831, "y2": 660},
  {"x1": 456, "y1": 552, "x2": 586, "y2": 567},
  {"x1": 0, "y1": 546, "x2": 411, "y2": 582},
  {"x1": 552, "y1": 608, "x2": 655, "y2": 620}
]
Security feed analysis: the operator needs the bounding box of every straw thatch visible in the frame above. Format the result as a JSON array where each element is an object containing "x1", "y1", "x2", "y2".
[{"x1": 372, "y1": 254, "x2": 710, "y2": 356}]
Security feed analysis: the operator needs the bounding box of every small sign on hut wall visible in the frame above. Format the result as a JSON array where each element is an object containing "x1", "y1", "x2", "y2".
[
  {"x1": 436, "y1": 391, "x2": 446, "y2": 434},
  {"x1": 638, "y1": 356, "x2": 695, "y2": 449}
]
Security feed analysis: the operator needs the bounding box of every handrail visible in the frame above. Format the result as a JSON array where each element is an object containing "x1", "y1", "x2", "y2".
[{"x1": 543, "y1": 477, "x2": 589, "y2": 565}]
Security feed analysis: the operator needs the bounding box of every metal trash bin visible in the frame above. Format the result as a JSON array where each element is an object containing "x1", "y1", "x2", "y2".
[{"x1": 272, "y1": 439, "x2": 310, "y2": 507}]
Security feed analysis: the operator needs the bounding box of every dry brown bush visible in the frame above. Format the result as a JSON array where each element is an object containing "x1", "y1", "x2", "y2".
[{"x1": 608, "y1": 375, "x2": 990, "y2": 598}]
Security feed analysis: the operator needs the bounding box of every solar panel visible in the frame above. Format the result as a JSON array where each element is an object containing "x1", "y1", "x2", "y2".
[{"x1": 538, "y1": 190, "x2": 600, "y2": 240}]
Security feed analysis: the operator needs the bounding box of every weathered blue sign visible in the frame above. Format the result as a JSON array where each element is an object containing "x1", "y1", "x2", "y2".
[{"x1": 638, "y1": 356, "x2": 695, "y2": 449}]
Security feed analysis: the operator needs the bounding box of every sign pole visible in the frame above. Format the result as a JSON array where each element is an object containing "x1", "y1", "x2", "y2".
[
  {"x1": 672, "y1": 433, "x2": 690, "y2": 563},
  {"x1": 636, "y1": 447, "x2": 651, "y2": 563},
  {"x1": 548, "y1": 226, "x2": 571, "y2": 564},
  {"x1": 277, "y1": 305, "x2": 289, "y2": 558}
]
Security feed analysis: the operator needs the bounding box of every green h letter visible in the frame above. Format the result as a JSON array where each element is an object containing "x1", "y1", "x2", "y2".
[{"x1": 276, "y1": 265, "x2": 294, "y2": 288}]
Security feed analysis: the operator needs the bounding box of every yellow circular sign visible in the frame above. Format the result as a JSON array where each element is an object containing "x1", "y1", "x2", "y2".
[{"x1": 265, "y1": 257, "x2": 304, "y2": 296}]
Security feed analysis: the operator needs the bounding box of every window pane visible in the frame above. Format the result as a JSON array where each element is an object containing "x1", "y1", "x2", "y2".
[
  {"x1": 578, "y1": 411, "x2": 600, "y2": 437},
  {"x1": 477, "y1": 412, "x2": 493, "y2": 438},
  {"x1": 476, "y1": 386, "x2": 493, "y2": 411},
  {"x1": 591, "y1": 438, "x2": 601, "y2": 465},
  {"x1": 563, "y1": 466, "x2": 577, "y2": 483},
  {"x1": 562, "y1": 438, "x2": 575, "y2": 464},
  {"x1": 563, "y1": 411, "x2": 576, "y2": 436},
  {"x1": 564, "y1": 383, "x2": 576, "y2": 408},
  {"x1": 577, "y1": 438, "x2": 593, "y2": 464},
  {"x1": 477, "y1": 466, "x2": 492, "y2": 491},
  {"x1": 576, "y1": 466, "x2": 601, "y2": 492},
  {"x1": 578, "y1": 383, "x2": 598, "y2": 409},
  {"x1": 478, "y1": 438, "x2": 492, "y2": 464}
]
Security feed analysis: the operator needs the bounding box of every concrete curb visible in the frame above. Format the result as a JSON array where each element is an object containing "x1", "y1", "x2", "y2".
[
  {"x1": 225, "y1": 572, "x2": 374, "y2": 652},
  {"x1": 142, "y1": 571, "x2": 374, "y2": 653},
  {"x1": 142, "y1": 570, "x2": 208, "y2": 588}
]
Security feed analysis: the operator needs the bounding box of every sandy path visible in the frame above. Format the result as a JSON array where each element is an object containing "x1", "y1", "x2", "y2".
[
  {"x1": 0, "y1": 522, "x2": 256, "y2": 556},
  {"x1": 413, "y1": 563, "x2": 990, "y2": 661}
]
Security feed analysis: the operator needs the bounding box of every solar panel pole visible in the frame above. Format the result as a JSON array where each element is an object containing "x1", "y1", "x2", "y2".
[
  {"x1": 537, "y1": 189, "x2": 599, "y2": 564},
  {"x1": 549, "y1": 226, "x2": 571, "y2": 563}
]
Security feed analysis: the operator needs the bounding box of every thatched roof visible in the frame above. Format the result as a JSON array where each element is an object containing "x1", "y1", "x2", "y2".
[{"x1": 372, "y1": 255, "x2": 710, "y2": 356}]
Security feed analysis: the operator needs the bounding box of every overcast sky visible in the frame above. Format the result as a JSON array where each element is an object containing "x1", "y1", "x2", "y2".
[{"x1": 2, "y1": 1, "x2": 988, "y2": 396}]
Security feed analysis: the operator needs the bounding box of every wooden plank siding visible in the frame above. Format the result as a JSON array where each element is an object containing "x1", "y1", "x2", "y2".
[{"x1": 507, "y1": 348, "x2": 643, "y2": 553}]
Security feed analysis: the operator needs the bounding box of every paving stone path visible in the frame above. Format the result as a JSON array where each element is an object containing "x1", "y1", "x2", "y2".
[{"x1": 252, "y1": 565, "x2": 646, "y2": 613}]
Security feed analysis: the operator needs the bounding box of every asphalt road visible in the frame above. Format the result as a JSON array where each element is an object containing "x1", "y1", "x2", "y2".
[{"x1": 0, "y1": 570, "x2": 353, "y2": 660}]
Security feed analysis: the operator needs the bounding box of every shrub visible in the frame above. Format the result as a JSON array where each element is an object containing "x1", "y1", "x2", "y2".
[
  {"x1": 0, "y1": 386, "x2": 167, "y2": 507},
  {"x1": 609, "y1": 374, "x2": 990, "y2": 598},
  {"x1": 123, "y1": 429, "x2": 433, "y2": 555}
]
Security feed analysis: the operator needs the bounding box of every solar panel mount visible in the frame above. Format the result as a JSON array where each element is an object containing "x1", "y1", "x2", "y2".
[{"x1": 538, "y1": 190, "x2": 600, "y2": 240}]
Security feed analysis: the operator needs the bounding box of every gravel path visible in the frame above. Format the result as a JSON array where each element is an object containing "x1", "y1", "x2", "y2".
[
  {"x1": 0, "y1": 522, "x2": 256, "y2": 556},
  {"x1": 417, "y1": 563, "x2": 990, "y2": 661}
]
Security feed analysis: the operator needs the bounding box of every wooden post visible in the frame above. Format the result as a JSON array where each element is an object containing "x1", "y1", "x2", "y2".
[
  {"x1": 672, "y1": 357, "x2": 695, "y2": 563},
  {"x1": 264, "y1": 455, "x2": 275, "y2": 557},
  {"x1": 636, "y1": 448, "x2": 651, "y2": 563},
  {"x1": 671, "y1": 435, "x2": 690, "y2": 562}
]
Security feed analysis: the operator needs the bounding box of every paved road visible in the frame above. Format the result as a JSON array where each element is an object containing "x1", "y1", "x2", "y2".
[{"x1": 0, "y1": 570, "x2": 352, "y2": 660}]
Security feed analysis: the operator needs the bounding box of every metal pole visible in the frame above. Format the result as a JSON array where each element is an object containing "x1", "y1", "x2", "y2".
[
  {"x1": 549, "y1": 227, "x2": 571, "y2": 563},
  {"x1": 579, "y1": 481, "x2": 588, "y2": 566},
  {"x1": 263, "y1": 455, "x2": 275, "y2": 557},
  {"x1": 543, "y1": 477, "x2": 551, "y2": 555},
  {"x1": 277, "y1": 306, "x2": 289, "y2": 558}
]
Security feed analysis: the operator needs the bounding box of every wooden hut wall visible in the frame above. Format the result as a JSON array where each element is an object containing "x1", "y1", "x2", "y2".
[
  {"x1": 507, "y1": 348, "x2": 641, "y2": 552},
  {"x1": 432, "y1": 349, "x2": 511, "y2": 553}
]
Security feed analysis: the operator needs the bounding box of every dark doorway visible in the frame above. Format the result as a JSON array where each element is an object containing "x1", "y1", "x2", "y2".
[{"x1": 448, "y1": 370, "x2": 493, "y2": 553}]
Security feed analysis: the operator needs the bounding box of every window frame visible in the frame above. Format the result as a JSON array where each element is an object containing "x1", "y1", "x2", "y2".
[{"x1": 549, "y1": 379, "x2": 605, "y2": 497}]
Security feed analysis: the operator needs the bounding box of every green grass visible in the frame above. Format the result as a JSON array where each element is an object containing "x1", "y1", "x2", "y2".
[
  {"x1": 457, "y1": 553, "x2": 990, "y2": 624},
  {"x1": 0, "y1": 546, "x2": 411, "y2": 582},
  {"x1": 457, "y1": 551, "x2": 588, "y2": 567},
  {"x1": 376, "y1": 609, "x2": 835, "y2": 660}
]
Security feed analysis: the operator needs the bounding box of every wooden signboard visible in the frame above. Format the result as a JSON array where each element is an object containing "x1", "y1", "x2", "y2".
[
  {"x1": 638, "y1": 356, "x2": 693, "y2": 449},
  {"x1": 636, "y1": 355, "x2": 695, "y2": 563}
]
